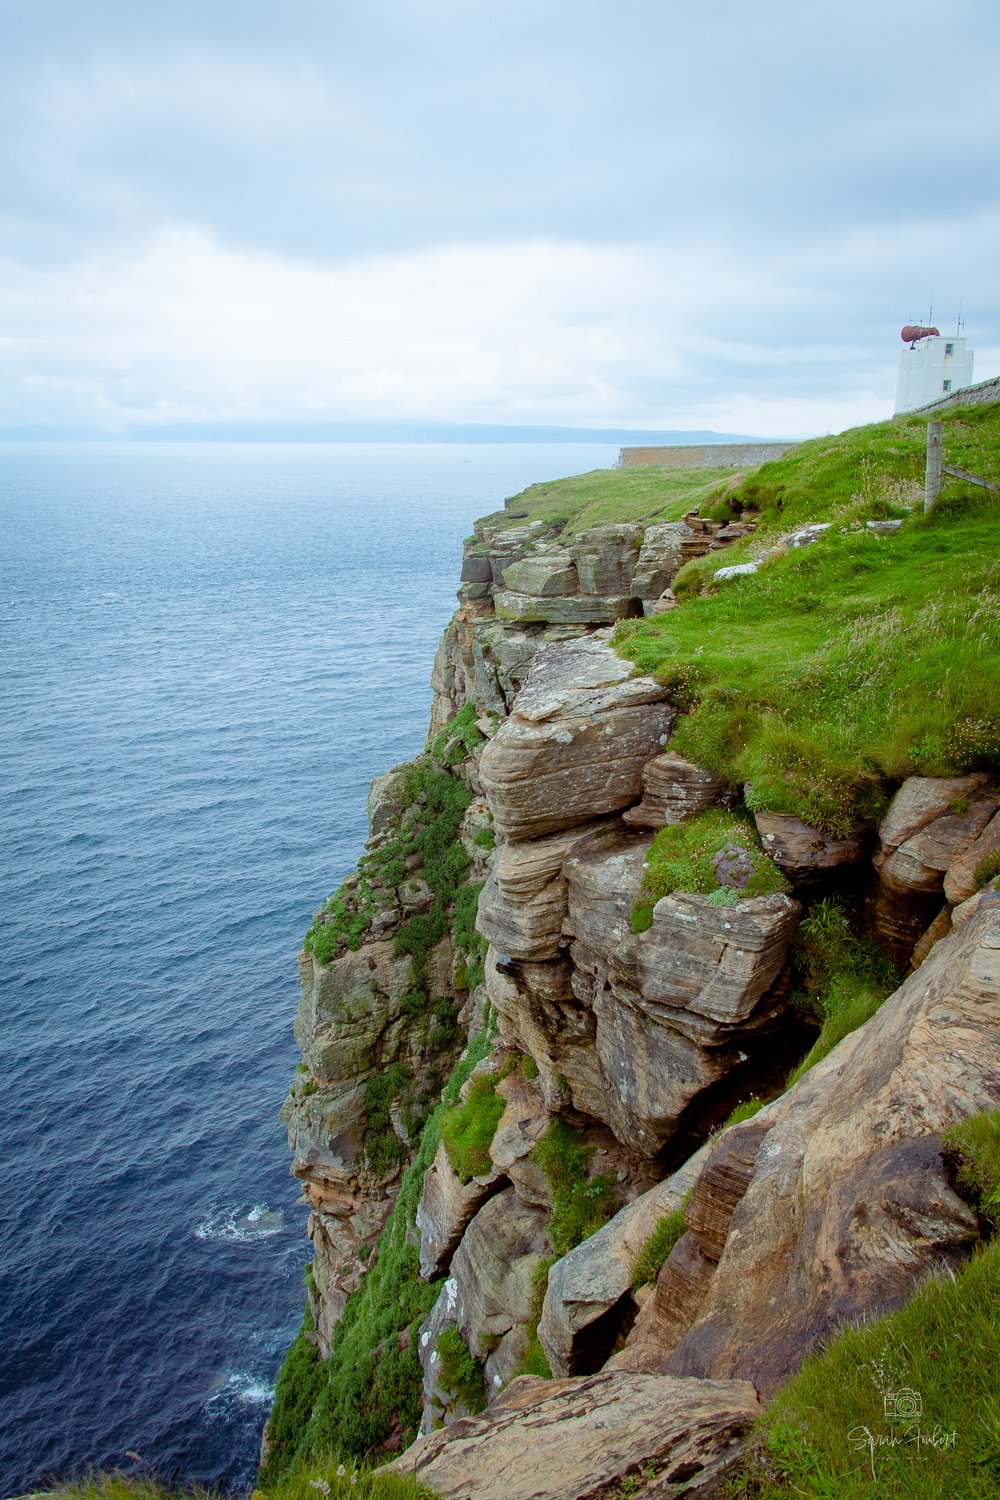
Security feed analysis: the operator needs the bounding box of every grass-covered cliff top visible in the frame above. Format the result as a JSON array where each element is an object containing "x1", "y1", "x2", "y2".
[
  {"x1": 614, "y1": 402, "x2": 1000, "y2": 832},
  {"x1": 480, "y1": 463, "x2": 737, "y2": 534}
]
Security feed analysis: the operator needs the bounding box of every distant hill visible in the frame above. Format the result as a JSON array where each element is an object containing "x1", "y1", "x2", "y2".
[{"x1": 0, "y1": 419, "x2": 765, "y2": 445}]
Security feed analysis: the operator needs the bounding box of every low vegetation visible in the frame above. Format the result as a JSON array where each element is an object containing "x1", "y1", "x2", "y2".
[
  {"x1": 530, "y1": 1119, "x2": 618, "y2": 1257},
  {"x1": 631, "y1": 809, "x2": 790, "y2": 932},
  {"x1": 439, "y1": 1071, "x2": 506, "y2": 1182},
  {"x1": 478, "y1": 464, "x2": 738, "y2": 535},
  {"x1": 943, "y1": 1109, "x2": 1000, "y2": 1230},
  {"x1": 434, "y1": 1326, "x2": 487, "y2": 1414},
  {"x1": 631, "y1": 1196, "x2": 690, "y2": 1287},
  {"x1": 615, "y1": 405, "x2": 1000, "y2": 833},
  {"x1": 786, "y1": 898, "x2": 900, "y2": 1086},
  {"x1": 48, "y1": 1468, "x2": 438, "y2": 1500},
  {"x1": 733, "y1": 1231, "x2": 1000, "y2": 1497},
  {"x1": 261, "y1": 1015, "x2": 498, "y2": 1486}
]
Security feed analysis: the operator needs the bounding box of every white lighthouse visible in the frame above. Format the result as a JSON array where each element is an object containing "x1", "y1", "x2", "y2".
[{"x1": 895, "y1": 326, "x2": 975, "y2": 413}]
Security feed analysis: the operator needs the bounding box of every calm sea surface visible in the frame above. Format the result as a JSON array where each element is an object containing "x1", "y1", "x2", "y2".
[{"x1": 0, "y1": 441, "x2": 618, "y2": 1494}]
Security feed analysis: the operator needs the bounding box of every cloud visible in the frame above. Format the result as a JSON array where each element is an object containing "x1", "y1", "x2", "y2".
[
  {"x1": 1, "y1": 0, "x2": 998, "y2": 433},
  {"x1": 4, "y1": 211, "x2": 996, "y2": 438}
]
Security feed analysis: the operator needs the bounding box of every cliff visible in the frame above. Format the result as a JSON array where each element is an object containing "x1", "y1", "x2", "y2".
[{"x1": 264, "y1": 403, "x2": 1000, "y2": 1500}]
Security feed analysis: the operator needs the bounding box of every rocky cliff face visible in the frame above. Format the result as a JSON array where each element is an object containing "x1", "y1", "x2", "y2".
[{"x1": 273, "y1": 494, "x2": 1000, "y2": 1497}]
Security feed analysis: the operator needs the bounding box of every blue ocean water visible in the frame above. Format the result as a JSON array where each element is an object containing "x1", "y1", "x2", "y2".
[{"x1": 0, "y1": 441, "x2": 618, "y2": 1495}]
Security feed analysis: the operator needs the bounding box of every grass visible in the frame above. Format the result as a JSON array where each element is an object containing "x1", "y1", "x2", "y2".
[
  {"x1": 439, "y1": 1072, "x2": 506, "y2": 1183},
  {"x1": 631, "y1": 809, "x2": 791, "y2": 932},
  {"x1": 434, "y1": 1326, "x2": 487, "y2": 1413},
  {"x1": 943, "y1": 1110, "x2": 1000, "y2": 1230},
  {"x1": 614, "y1": 404, "x2": 1000, "y2": 834},
  {"x1": 513, "y1": 1257, "x2": 557, "y2": 1379},
  {"x1": 731, "y1": 1237, "x2": 1000, "y2": 1498},
  {"x1": 478, "y1": 465, "x2": 739, "y2": 536},
  {"x1": 46, "y1": 1458, "x2": 440, "y2": 1500},
  {"x1": 261, "y1": 1015, "x2": 498, "y2": 1485},
  {"x1": 631, "y1": 1196, "x2": 690, "y2": 1287},
  {"x1": 785, "y1": 898, "x2": 900, "y2": 1087},
  {"x1": 529, "y1": 1119, "x2": 618, "y2": 1257}
]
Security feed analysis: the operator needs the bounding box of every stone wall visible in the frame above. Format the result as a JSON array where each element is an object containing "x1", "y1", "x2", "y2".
[{"x1": 618, "y1": 441, "x2": 797, "y2": 469}]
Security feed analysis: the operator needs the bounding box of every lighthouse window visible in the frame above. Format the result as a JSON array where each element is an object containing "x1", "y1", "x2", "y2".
[
  {"x1": 945, "y1": 342, "x2": 954, "y2": 355},
  {"x1": 943, "y1": 379, "x2": 952, "y2": 392}
]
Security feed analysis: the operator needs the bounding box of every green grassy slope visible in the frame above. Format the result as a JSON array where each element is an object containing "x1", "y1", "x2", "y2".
[
  {"x1": 479, "y1": 464, "x2": 739, "y2": 534},
  {"x1": 614, "y1": 403, "x2": 1000, "y2": 832}
]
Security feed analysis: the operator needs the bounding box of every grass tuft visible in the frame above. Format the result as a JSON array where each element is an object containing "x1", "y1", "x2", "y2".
[
  {"x1": 439, "y1": 1072, "x2": 506, "y2": 1183},
  {"x1": 631, "y1": 1196, "x2": 690, "y2": 1288},
  {"x1": 631, "y1": 809, "x2": 790, "y2": 932}
]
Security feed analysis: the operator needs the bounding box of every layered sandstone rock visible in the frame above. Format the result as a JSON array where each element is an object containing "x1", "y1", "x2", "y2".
[
  {"x1": 388, "y1": 1370, "x2": 759, "y2": 1500},
  {"x1": 622, "y1": 751, "x2": 727, "y2": 829},
  {"x1": 478, "y1": 632, "x2": 675, "y2": 841},
  {"x1": 617, "y1": 904, "x2": 1000, "y2": 1395},
  {"x1": 871, "y1": 773, "x2": 1000, "y2": 961},
  {"x1": 538, "y1": 1143, "x2": 711, "y2": 1377},
  {"x1": 752, "y1": 811, "x2": 867, "y2": 882}
]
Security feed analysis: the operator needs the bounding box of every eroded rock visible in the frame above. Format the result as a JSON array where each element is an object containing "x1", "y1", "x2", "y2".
[
  {"x1": 633, "y1": 906, "x2": 1000, "y2": 1396},
  {"x1": 623, "y1": 751, "x2": 726, "y2": 829},
  {"x1": 388, "y1": 1370, "x2": 759, "y2": 1500},
  {"x1": 478, "y1": 631, "x2": 675, "y2": 841}
]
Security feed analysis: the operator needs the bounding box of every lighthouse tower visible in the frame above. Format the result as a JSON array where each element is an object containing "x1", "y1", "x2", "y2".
[{"x1": 895, "y1": 325, "x2": 975, "y2": 413}]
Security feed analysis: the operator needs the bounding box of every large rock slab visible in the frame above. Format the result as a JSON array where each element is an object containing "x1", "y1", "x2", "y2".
[
  {"x1": 478, "y1": 631, "x2": 675, "y2": 841},
  {"x1": 387, "y1": 1370, "x2": 759, "y2": 1499},
  {"x1": 493, "y1": 589, "x2": 636, "y2": 625},
  {"x1": 476, "y1": 820, "x2": 615, "y2": 963},
  {"x1": 631, "y1": 522, "x2": 691, "y2": 610},
  {"x1": 539, "y1": 1144, "x2": 711, "y2": 1377},
  {"x1": 640, "y1": 904, "x2": 1000, "y2": 1395},
  {"x1": 449, "y1": 1188, "x2": 553, "y2": 1359}
]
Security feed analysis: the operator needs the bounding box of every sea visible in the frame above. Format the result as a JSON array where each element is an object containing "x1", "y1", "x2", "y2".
[{"x1": 0, "y1": 441, "x2": 619, "y2": 1495}]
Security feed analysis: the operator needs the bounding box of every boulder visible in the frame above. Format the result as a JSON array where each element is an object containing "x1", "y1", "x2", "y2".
[
  {"x1": 753, "y1": 811, "x2": 867, "y2": 881},
  {"x1": 630, "y1": 522, "x2": 691, "y2": 609},
  {"x1": 563, "y1": 833, "x2": 800, "y2": 1152},
  {"x1": 475, "y1": 821, "x2": 615, "y2": 963},
  {"x1": 416, "y1": 1141, "x2": 502, "y2": 1279},
  {"x1": 478, "y1": 631, "x2": 675, "y2": 841},
  {"x1": 878, "y1": 772, "x2": 992, "y2": 850},
  {"x1": 636, "y1": 905, "x2": 1000, "y2": 1396},
  {"x1": 501, "y1": 553, "x2": 579, "y2": 597},
  {"x1": 623, "y1": 751, "x2": 726, "y2": 829},
  {"x1": 944, "y1": 809, "x2": 1000, "y2": 903},
  {"x1": 387, "y1": 1370, "x2": 759, "y2": 1500}
]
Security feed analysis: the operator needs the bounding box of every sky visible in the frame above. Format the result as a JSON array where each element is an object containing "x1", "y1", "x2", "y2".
[{"x1": 2, "y1": 0, "x2": 998, "y2": 440}]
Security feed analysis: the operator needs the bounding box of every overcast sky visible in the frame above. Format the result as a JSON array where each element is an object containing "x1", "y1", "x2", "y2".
[{"x1": 2, "y1": 0, "x2": 998, "y2": 439}]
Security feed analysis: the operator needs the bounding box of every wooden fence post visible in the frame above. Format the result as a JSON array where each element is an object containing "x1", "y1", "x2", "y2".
[{"x1": 924, "y1": 421, "x2": 943, "y2": 513}]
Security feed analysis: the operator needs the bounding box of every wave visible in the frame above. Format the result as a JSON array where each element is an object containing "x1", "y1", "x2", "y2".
[
  {"x1": 204, "y1": 1370, "x2": 276, "y2": 1414},
  {"x1": 194, "y1": 1203, "x2": 285, "y2": 1243}
]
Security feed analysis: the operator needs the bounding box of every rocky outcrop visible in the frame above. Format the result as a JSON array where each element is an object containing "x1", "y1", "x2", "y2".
[
  {"x1": 388, "y1": 1370, "x2": 759, "y2": 1500},
  {"x1": 616, "y1": 904, "x2": 1000, "y2": 1394},
  {"x1": 538, "y1": 1143, "x2": 711, "y2": 1378},
  {"x1": 623, "y1": 751, "x2": 727, "y2": 829},
  {"x1": 871, "y1": 773, "x2": 1000, "y2": 962},
  {"x1": 752, "y1": 811, "x2": 867, "y2": 882},
  {"x1": 478, "y1": 632, "x2": 675, "y2": 841}
]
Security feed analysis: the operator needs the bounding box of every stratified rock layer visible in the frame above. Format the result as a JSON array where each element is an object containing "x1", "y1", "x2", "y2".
[
  {"x1": 388, "y1": 1371, "x2": 759, "y2": 1500},
  {"x1": 621, "y1": 904, "x2": 1000, "y2": 1394}
]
